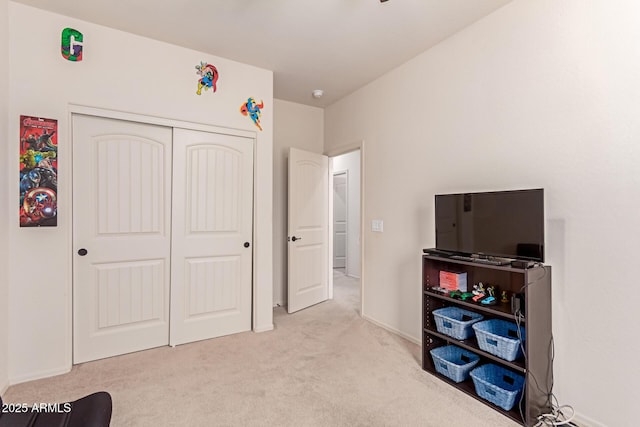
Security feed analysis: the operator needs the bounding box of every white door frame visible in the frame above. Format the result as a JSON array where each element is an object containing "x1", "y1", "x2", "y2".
[
  {"x1": 325, "y1": 142, "x2": 365, "y2": 316},
  {"x1": 69, "y1": 105, "x2": 261, "y2": 359}
]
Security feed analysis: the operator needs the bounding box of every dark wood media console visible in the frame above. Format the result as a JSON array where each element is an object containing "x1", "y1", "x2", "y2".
[{"x1": 421, "y1": 254, "x2": 552, "y2": 426}]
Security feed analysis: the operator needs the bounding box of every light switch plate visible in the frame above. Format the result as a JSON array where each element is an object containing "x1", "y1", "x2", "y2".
[{"x1": 372, "y1": 219, "x2": 384, "y2": 232}]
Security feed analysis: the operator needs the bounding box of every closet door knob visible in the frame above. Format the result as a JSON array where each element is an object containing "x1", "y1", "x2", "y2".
[
  {"x1": 244, "y1": 242, "x2": 250, "y2": 248},
  {"x1": 78, "y1": 248, "x2": 88, "y2": 256},
  {"x1": 291, "y1": 236, "x2": 302, "y2": 242}
]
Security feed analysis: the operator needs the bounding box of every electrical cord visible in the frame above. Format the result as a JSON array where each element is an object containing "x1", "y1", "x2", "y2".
[
  {"x1": 513, "y1": 307, "x2": 577, "y2": 426},
  {"x1": 535, "y1": 404, "x2": 577, "y2": 426}
]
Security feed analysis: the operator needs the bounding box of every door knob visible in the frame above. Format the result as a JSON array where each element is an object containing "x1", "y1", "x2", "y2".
[
  {"x1": 291, "y1": 236, "x2": 302, "y2": 242},
  {"x1": 244, "y1": 242, "x2": 250, "y2": 248},
  {"x1": 78, "y1": 248, "x2": 88, "y2": 256}
]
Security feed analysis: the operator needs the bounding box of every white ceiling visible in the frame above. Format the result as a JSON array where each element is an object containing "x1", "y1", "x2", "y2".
[{"x1": 13, "y1": 0, "x2": 512, "y2": 107}]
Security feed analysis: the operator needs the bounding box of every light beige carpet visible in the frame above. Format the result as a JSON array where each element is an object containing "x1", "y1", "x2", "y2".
[{"x1": 3, "y1": 272, "x2": 519, "y2": 426}]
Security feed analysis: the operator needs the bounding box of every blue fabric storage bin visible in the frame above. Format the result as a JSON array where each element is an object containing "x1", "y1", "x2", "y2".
[
  {"x1": 429, "y1": 345, "x2": 480, "y2": 383},
  {"x1": 472, "y1": 319, "x2": 526, "y2": 362},
  {"x1": 432, "y1": 307, "x2": 483, "y2": 340},
  {"x1": 470, "y1": 364, "x2": 525, "y2": 411}
]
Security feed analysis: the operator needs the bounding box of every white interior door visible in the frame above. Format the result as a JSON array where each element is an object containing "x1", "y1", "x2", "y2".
[
  {"x1": 333, "y1": 172, "x2": 347, "y2": 269},
  {"x1": 73, "y1": 115, "x2": 172, "y2": 363},
  {"x1": 169, "y1": 128, "x2": 254, "y2": 346},
  {"x1": 287, "y1": 148, "x2": 329, "y2": 313}
]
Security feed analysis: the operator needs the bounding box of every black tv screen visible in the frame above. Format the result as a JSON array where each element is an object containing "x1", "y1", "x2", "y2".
[{"x1": 435, "y1": 189, "x2": 544, "y2": 262}]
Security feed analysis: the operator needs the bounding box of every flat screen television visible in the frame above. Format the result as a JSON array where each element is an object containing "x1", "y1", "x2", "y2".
[{"x1": 435, "y1": 188, "x2": 544, "y2": 262}]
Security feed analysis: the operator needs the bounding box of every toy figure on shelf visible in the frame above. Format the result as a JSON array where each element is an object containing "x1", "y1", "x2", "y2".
[
  {"x1": 449, "y1": 290, "x2": 462, "y2": 299},
  {"x1": 472, "y1": 282, "x2": 483, "y2": 295},
  {"x1": 481, "y1": 285, "x2": 497, "y2": 305},
  {"x1": 460, "y1": 292, "x2": 474, "y2": 301},
  {"x1": 501, "y1": 290, "x2": 510, "y2": 303},
  {"x1": 472, "y1": 282, "x2": 486, "y2": 302}
]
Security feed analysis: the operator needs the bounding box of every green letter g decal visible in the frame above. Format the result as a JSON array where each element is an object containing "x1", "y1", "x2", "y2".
[{"x1": 61, "y1": 28, "x2": 83, "y2": 61}]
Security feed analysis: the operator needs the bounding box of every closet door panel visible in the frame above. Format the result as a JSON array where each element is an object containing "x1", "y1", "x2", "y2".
[
  {"x1": 170, "y1": 128, "x2": 254, "y2": 346},
  {"x1": 73, "y1": 115, "x2": 172, "y2": 363}
]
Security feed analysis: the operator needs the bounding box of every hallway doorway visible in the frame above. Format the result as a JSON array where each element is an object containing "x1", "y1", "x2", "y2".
[{"x1": 330, "y1": 149, "x2": 361, "y2": 311}]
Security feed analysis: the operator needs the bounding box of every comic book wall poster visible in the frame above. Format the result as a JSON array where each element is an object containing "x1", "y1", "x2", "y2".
[{"x1": 19, "y1": 116, "x2": 58, "y2": 227}]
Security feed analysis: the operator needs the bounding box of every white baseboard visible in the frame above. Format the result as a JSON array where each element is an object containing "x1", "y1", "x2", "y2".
[
  {"x1": 0, "y1": 379, "x2": 8, "y2": 395},
  {"x1": 254, "y1": 324, "x2": 274, "y2": 333},
  {"x1": 572, "y1": 412, "x2": 606, "y2": 427},
  {"x1": 362, "y1": 314, "x2": 421, "y2": 345},
  {"x1": 9, "y1": 365, "x2": 71, "y2": 387}
]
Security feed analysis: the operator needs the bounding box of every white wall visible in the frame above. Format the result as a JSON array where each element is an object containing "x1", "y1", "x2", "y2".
[
  {"x1": 272, "y1": 99, "x2": 324, "y2": 307},
  {"x1": 325, "y1": 1, "x2": 640, "y2": 425},
  {"x1": 7, "y1": 2, "x2": 273, "y2": 384},
  {"x1": 0, "y1": 0, "x2": 9, "y2": 394},
  {"x1": 332, "y1": 151, "x2": 361, "y2": 278}
]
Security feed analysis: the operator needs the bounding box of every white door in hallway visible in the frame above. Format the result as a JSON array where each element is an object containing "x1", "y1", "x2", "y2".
[
  {"x1": 170, "y1": 128, "x2": 254, "y2": 345},
  {"x1": 73, "y1": 115, "x2": 172, "y2": 363},
  {"x1": 287, "y1": 148, "x2": 329, "y2": 313},
  {"x1": 333, "y1": 172, "x2": 348, "y2": 269}
]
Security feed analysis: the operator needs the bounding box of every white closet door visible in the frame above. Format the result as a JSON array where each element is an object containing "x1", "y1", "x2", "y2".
[
  {"x1": 169, "y1": 128, "x2": 254, "y2": 346},
  {"x1": 73, "y1": 115, "x2": 172, "y2": 363}
]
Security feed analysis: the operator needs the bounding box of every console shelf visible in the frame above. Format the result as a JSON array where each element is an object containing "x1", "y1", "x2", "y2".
[
  {"x1": 423, "y1": 290, "x2": 521, "y2": 321},
  {"x1": 421, "y1": 254, "x2": 552, "y2": 426},
  {"x1": 423, "y1": 325, "x2": 526, "y2": 372}
]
